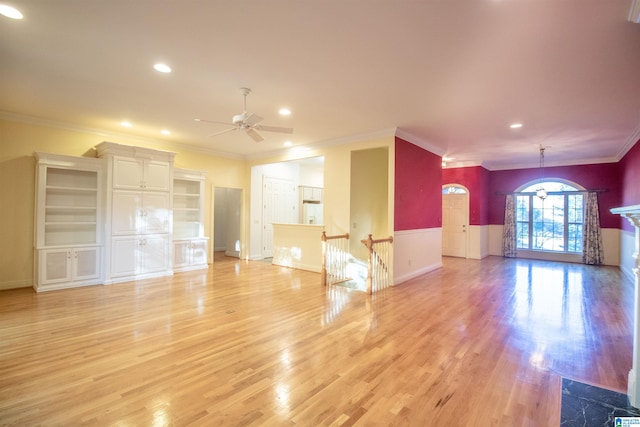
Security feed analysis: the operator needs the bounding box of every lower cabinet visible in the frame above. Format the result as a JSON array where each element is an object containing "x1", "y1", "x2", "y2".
[
  {"x1": 111, "y1": 234, "x2": 171, "y2": 280},
  {"x1": 36, "y1": 246, "x2": 101, "y2": 291},
  {"x1": 173, "y1": 238, "x2": 209, "y2": 272}
]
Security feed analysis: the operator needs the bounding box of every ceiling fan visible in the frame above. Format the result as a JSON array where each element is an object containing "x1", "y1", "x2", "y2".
[{"x1": 194, "y1": 87, "x2": 293, "y2": 142}]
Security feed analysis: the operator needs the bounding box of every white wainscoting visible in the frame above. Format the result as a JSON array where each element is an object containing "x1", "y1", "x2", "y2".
[
  {"x1": 393, "y1": 228, "x2": 442, "y2": 285},
  {"x1": 487, "y1": 224, "x2": 620, "y2": 266},
  {"x1": 621, "y1": 229, "x2": 636, "y2": 282},
  {"x1": 468, "y1": 225, "x2": 490, "y2": 259},
  {"x1": 488, "y1": 225, "x2": 504, "y2": 256},
  {"x1": 601, "y1": 227, "x2": 620, "y2": 267}
]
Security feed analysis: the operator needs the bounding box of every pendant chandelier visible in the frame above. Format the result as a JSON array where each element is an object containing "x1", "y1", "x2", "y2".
[{"x1": 535, "y1": 145, "x2": 547, "y2": 200}]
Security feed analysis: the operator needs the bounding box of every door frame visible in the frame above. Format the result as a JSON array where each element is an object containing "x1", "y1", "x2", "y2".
[
  {"x1": 212, "y1": 186, "x2": 244, "y2": 262},
  {"x1": 441, "y1": 183, "x2": 470, "y2": 258}
]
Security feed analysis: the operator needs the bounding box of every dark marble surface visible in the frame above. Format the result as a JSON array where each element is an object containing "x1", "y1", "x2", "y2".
[{"x1": 561, "y1": 378, "x2": 640, "y2": 426}]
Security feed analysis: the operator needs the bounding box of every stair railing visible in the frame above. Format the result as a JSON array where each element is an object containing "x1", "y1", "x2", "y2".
[
  {"x1": 361, "y1": 234, "x2": 394, "y2": 294},
  {"x1": 321, "y1": 231, "x2": 350, "y2": 287}
]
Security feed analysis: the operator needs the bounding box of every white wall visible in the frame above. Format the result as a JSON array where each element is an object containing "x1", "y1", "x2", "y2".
[
  {"x1": 249, "y1": 161, "x2": 300, "y2": 260},
  {"x1": 393, "y1": 228, "x2": 443, "y2": 284},
  {"x1": 298, "y1": 159, "x2": 324, "y2": 187}
]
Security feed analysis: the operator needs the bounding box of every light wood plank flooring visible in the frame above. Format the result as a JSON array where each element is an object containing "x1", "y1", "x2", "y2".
[{"x1": 0, "y1": 255, "x2": 633, "y2": 426}]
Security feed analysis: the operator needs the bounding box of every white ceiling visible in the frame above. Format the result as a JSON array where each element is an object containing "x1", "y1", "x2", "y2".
[{"x1": 2, "y1": 1, "x2": 640, "y2": 170}]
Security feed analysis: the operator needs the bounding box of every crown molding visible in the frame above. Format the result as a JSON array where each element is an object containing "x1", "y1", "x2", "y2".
[
  {"x1": 0, "y1": 111, "x2": 245, "y2": 160},
  {"x1": 244, "y1": 128, "x2": 398, "y2": 162},
  {"x1": 394, "y1": 128, "x2": 446, "y2": 157},
  {"x1": 616, "y1": 121, "x2": 640, "y2": 161},
  {"x1": 484, "y1": 156, "x2": 619, "y2": 171}
]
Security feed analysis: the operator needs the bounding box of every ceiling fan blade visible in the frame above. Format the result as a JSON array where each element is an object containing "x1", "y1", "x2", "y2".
[
  {"x1": 208, "y1": 127, "x2": 237, "y2": 138},
  {"x1": 255, "y1": 125, "x2": 294, "y2": 134},
  {"x1": 194, "y1": 118, "x2": 235, "y2": 126},
  {"x1": 244, "y1": 113, "x2": 263, "y2": 126},
  {"x1": 246, "y1": 128, "x2": 264, "y2": 142}
]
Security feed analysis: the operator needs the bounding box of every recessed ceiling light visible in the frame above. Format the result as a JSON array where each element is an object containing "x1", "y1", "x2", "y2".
[
  {"x1": 154, "y1": 63, "x2": 172, "y2": 73},
  {"x1": 279, "y1": 108, "x2": 291, "y2": 116},
  {"x1": 121, "y1": 121, "x2": 132, "y2": 127},
  {"x1": 283, "y1": 141, "x2": 292, "y2": 147},
  {"x1": 510, "y1": 123, "x2": 523, "y2": 129},
  {"x1": 0, "y1": 5, "x2": 23, "y2": 19},
  {"x1": 161, "y1": 129, "x2": 171, "y2": 135}
]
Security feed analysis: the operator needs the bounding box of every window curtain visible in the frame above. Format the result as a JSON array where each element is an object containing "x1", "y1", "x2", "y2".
[
  {"x1": 503, "y1": 194, "x2": 517, "y2": 258},
  {"x1": 583, "y1": 191, "x2": 603, "y2": 265}
]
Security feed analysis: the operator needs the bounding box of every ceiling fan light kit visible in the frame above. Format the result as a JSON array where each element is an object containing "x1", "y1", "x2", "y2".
[{"x1": 196, "y1": 87, "x2": 293, "y2": 143}]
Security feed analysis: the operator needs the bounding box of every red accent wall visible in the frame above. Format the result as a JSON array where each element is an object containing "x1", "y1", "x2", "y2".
[
  {"x1": 488, "y1": 163, "x2": 622, "y2": 228},
  {"x1": 442, "y1": 166, "x2": 490, "y2": 225},
  {"x1": 394, "y1": 137, "x2": 442, "y2": 230},
  {"x1": 619, "y1": 139, "x2": 640, "y2": 231}
]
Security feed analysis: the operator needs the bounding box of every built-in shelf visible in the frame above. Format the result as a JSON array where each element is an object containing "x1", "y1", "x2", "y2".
[
  {"x1": 173, "y1": 169, "x2": 209, "y2": 271},
  {"x1": 34, "y1": 153, "x2": 104, "y2": 291}
]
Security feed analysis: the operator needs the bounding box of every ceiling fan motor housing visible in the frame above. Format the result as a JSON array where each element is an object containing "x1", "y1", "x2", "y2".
[{"x1": 232, "y1": 112, "x2": 248, "y2": 126}]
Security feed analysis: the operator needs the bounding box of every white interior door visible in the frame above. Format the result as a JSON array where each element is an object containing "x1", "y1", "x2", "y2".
[
  {"x1": 442, "y1": 193, "x2": 469, "y2": 258},
  {"x1": 262, "y1": 176, "x2": 296, "y2": 258}
]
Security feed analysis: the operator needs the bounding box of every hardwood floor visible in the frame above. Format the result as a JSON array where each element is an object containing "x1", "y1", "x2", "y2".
[{"x1": 0, "y1": 255, "x2": 633, "y2": 426}]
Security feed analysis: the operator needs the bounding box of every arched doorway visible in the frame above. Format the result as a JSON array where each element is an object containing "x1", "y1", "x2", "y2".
[{"x1": 442, "y1": 184, "x2": 469, "y2": 258}]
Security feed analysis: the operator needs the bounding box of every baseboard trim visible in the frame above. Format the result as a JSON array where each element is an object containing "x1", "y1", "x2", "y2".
[
  {"x1": 394, "y1": 261, "x2": 443, "y2": 285},
  {"x1": 0, "y1": 280, "x2": 32, "y2": 291}
]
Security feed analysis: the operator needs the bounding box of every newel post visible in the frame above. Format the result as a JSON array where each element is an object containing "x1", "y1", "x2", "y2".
[
  {"x1": 611, "y1": 205, "x2": 640, "y2": 408},
  {"x1": 363, "y1": 234, "x2": 374, "y2": 294},
  {"x1": 321, "y1": 231, "x2": 327, "y2": 286}
]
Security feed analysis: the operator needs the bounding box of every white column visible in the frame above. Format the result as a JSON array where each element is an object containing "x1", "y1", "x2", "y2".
[{"x1": 611, "y1": 205, "x2": 640, "y2": 407}]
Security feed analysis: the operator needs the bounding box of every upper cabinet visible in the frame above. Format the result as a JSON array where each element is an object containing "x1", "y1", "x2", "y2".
[
  {"x1": 112, "y1": 156, "x2": 172, "y2": 191},
  {"x1": 300, "y1": 186, "x2": 323, "y2": 202}
]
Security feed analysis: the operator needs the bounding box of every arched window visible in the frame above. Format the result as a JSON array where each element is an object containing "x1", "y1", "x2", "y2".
[
  {"x1": 442, "y1": 185, "x2": 467, "y2": 194},
  {"x1": 515, "y1": 180, "x2": 585, "y2": 253}
]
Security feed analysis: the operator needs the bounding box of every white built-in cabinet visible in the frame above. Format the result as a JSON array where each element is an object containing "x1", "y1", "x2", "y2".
[
  {"x1": 112, "y1": 156, "x2": 172, "y2": 191},
  {"x1": 300, "y1": 186, "x2": 323, "y2": 202},
  {"x1": 96, "y1": 142, "x2": 175, "y2": 284},
  {"x1": 33, "y1": 153, "x2": 103, "y2": 291},
  {"x1": 33, "y1": 143, "x2": 209, "y2": 291},
  {"x1": 173, "y1": 168, "x2": 209, "y2": 272}
]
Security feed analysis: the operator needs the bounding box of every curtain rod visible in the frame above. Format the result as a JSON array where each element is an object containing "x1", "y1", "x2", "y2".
[{"x1": 495, "y1": 189, "x2": 608, "y2": 196}]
